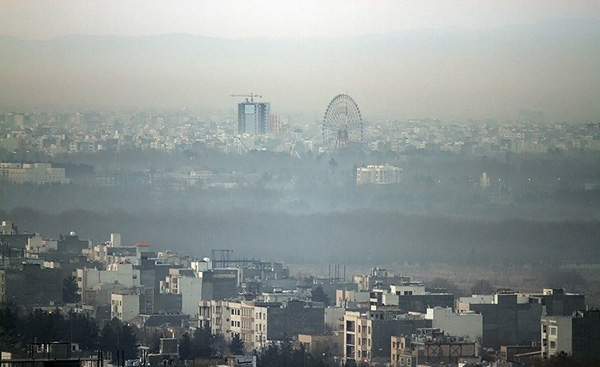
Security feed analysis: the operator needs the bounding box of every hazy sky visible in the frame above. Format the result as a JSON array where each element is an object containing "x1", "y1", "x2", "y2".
[
  {"x1": 1, "y1": 0, "x2": 599, "y2": 39},
  {"x1": 1, "y1": 1, "x2": 599, "y2": 121}
]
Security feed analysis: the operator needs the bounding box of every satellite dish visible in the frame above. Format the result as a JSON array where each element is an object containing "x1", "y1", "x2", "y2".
[
  {"x1": 203, "y1": 257, "x2": 211, "y2": 262},
  {"x1": 69, "y1": 231, "x2": 76, "y2": 236}
]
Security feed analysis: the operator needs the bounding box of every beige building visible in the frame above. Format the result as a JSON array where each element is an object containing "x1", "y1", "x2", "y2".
[
  {"x1": 356, "y1": 165, "x2": 402, "y2": 185},
  {"x1": 425, "y1": 307, "x2": 483, "y2": 341},
  {"x1": 199, "y1": 299, "x2": 324, "y2": 351},
  {"x1": 298, "y1": 333, "x2": 343, "y2": 357},
  {"x1": 391, "y1": 330, "x2": 478, "y2": 367},
  {"x1": 343, "y1": 310, "x2": 431, "y2": 366},
  {"x1": 111, "y1": 290, "x2": 141, "y2": 322},
  {"x1": 541, "y1": 315, "x2": 573, "y2": 358},
  {"x1": 76, "y1": 262, "x2": 141, "y2": 303},
  {"x1": 0, "y1": 162, "x2": 69, "y2": 184}
]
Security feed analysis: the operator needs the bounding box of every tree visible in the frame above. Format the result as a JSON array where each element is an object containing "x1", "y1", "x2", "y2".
[
  {"x1": 229, "y1": 333, "x2": 244, "y2": 355},
  {"x1": 148, "y1": 331, "x2": 161, "y2": 354},
  {"x1": 192, "y1": 326, "x2": 213, "y2": 358},
  {"x1": 66, "y1": 310, "x2": 99, "y2": 350},
  {"x1": 179, "y1": 333, "x2": 193, "y2": 360},
  {"x1": 23, "y1": 309, "x2": 64, "y2": 343},
  {"x1": 0, "y1": 304, "x2": 19, "y2": 349},
  {"x1": 99, "y1": 318, "x2": 137, "y2": 361},
  {"x1": 98, "y1": 319, "x2": 119, "y2": 357},
  {"x1": 311, "y1": 286, "x2": 331, "y2": 306},
  {"x1": 120, "y1": 323, "x2": 138, "y2": 360},
  {"x1": 62, "y1": 276, "x2": 80, "y2": 304},
  {"x1": 471, "y1": 279, "x2": 495, "y2": 295}
]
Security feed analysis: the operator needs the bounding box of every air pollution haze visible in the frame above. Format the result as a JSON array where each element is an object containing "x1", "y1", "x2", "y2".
[
  {"x1": 3, "y1": 3, "x2": 600, "y2": 362},
  {"x1": 1, "y1": 3, "x2": 600, "y2": 269},
  {"x1": 0, "y1": 18, "x2": 599, "y2": 121}
]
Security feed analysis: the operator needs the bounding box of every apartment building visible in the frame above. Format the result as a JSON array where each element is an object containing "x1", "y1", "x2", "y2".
[{"x1": 199, "y1": 299, "x2": 324, "y2": 350}]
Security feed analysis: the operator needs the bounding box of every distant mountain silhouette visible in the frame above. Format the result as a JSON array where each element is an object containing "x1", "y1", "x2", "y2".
[{"x1": 1, "y1": 18, "x2": 599, "y2": 120}]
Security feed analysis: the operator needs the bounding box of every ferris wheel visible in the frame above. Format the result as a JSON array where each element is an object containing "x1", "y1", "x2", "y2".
[{"x1": 322, "y1": 94, "x2": 363, "y2": 151}]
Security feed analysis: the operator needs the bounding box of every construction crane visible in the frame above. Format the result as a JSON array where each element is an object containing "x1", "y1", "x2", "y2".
[{"x1": 230, "y1": 93, "x2": 263, "y2": 103}]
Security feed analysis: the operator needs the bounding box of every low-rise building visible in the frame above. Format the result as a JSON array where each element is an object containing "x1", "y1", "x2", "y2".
[
  {"x1": 199, "y1": 299, "x2": 324, "y2": 350},
  {"x1": 391, "y1": 329, "x2": 479, "y2": 367},
  {"x1": 343, "y1": 310, "x2": 431, "y2": 366},
  {"x1": 425, "y1": 307, "x2": 483, "y2": 341},
  {"x1": 0, "y1": 263, "x2": 63, "y2": 306},
  {"x1": 457, "y1": 293, "x2": 542, "y2": 349},
  {"x1": 111, "y1": 290, "x2": 141, "y2": 322},
  {"x1": 541, "y1": 310, "x2": 600, "y2": 361},
  {"x1": 528, "y1": 288, "x2": 585, "y2": 316},
  {"x1": 356, "y1": 165, "x2": 402, "y2": 185},
  {"x1": 164, "y1": 268, "x2": 238, "y2": 317},
  {"x1": 76, "y1": 262, "x2": 141, "y2": 302},
  {"x1": 298, "y1": 333, "x2": 342, "y2": 358},
  {"x1": 0, "y1": 162, "x2": 69, "y2": 184}
]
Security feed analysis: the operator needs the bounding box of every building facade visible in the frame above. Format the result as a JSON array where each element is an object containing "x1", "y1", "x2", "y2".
[
  {"x1": 343, "y1": 310, "x2": 431, "y2": 366},
  {"x1": 0, "y1": 162, "x2": 69, "y2": 184},
  {"x1": 238, "y1": 102, "x2": 270, "y2": 135},
  {"x1": 356, "y1": 165, "x2": 402, "y2": 185},
  {"x1": 199, "y1": 299, "x2": 324, "y2": 351},
  {"x1": 541, "y1": 310, "x2": 600, "y2": 361},
  {"x1": 457, "y1": 293, "x2": 542, "y2": 349},
  {"x1": 425, "y1": 307, "x2": 483, "y2": 341}
]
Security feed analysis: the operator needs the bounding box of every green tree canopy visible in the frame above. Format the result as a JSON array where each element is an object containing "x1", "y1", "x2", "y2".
[
  {"x1": 179, "y1": 333, "x2": 193, "y2": 360},
  {"x1": 229, "y1": 333, "x2": 244, "y2": 355},
  {"x1": 311, "y1": 286, "x2": 331, "y2": 306},
  {"x1": 62, "y1": 276, "x2": 80, "y2": 304}
]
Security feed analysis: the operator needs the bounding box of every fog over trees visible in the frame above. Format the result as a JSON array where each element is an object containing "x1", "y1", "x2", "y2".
[{"x1": 2, "y1": 147, "x2": 600, "y2": 266}]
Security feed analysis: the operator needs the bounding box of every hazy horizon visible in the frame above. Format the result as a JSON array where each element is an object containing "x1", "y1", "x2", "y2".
[
  {"x1": 1, "y1": 17, "x2": 600, "y2": 122},
  {"x1": 2, "y1": 1, "x2": 599, "y2": 39}
]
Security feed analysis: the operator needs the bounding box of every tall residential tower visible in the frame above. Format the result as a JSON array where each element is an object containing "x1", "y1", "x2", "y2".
[{"x1": 238, "y1": 101, "x2": 270, "y2": 135}]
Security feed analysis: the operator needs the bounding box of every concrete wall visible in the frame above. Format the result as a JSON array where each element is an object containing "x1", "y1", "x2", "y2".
[
  {"x1": 0, "y1": 265, "x2": 63, "y2": 306},
  {"x1": 266, "y1": 301, "x2": 324, "y2": 341},
  {"x1": 468, "y1": 294, "x2": 542, "y2": 349},
  {"x1": 397, "y1": 294, "x2": 454, "y2": 313},
  {"x1": 426, "y1": 307, "x2": 483, "y2": 341}
]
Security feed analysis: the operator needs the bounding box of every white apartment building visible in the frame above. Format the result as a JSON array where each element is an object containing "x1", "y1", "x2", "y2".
[
  {"x1": 343, "y1": 310, "x2": 430, "y2": 366},
  {"x1": 356, "y1": 165, "x2": 402, "y2": 185},
  {"x1": 425, "y1": 307, "x2": 483, "y2": 341},
  {"x1": 0, "y1": 162, "x2": 69, "y2": 184},
  {"x1": 199, "y1": 299, "x2": 324, "y2": 351},
  {"x1": 164, "y1": 268, "x2": 203, "y2": 317},
  {"x1": 541, "y1": 316, "x2": 573, "y2": 358},
  {"x1": 26, "y1": 235, "x2": 58, "y2": 256},
  {"x1": 111, "y1": 291, "x2": 141, "y2": 322},
  {"x1": 76, "y1": 262, "x2": 141, "y2": 301}
]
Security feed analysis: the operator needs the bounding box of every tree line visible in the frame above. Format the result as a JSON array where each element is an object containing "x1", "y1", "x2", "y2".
[{"x1": 0, "y1": 304, "x2": 136, "y2": 361}]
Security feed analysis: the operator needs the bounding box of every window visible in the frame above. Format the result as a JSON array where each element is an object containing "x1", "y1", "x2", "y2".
[
  {"x1": 550, "y1": 327, "x2": 557, "y2": 335},
  {"x1": 550, "y1": 341, "x2": 556, "y2": 349}
]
